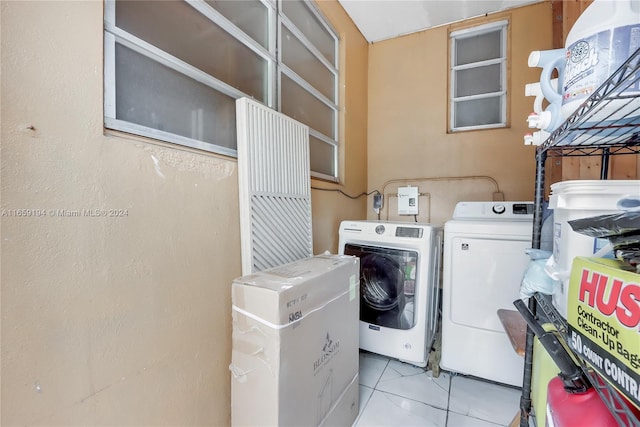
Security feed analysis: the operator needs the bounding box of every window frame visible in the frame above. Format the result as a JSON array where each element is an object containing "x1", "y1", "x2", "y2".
[
  {"x1": 449, "y1": 19, "x2": 508, "y2": 133},
  {"x1": 277, "y1": 0, "x2": 340, "y2": 181},
  {"x1": 103, "y1": 0, "x2": 340, "y2": 181}
]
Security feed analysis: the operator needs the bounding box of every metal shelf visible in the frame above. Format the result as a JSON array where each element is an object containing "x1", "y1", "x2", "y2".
[
  {"x1": 519, "y1": 47, "x2": 640, "y2": 427},
  {"x1": 533, "y1": 293, "x2": 640, "y2": 427},
  {"x1": 537, "y1": 47, "x2": 640, "y2": 158}
]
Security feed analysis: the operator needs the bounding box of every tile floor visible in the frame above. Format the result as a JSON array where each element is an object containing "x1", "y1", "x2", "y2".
[{"x1": 354, "y1": 351, "x2": 522, "y2": 427}]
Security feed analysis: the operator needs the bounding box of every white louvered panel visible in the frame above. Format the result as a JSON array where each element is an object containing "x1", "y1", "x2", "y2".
[{"x1": 236, "y1": 97, "x2": 313, "y2": 275}]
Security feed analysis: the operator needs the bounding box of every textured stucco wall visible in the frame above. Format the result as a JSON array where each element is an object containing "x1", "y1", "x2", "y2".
[
  {"x1": 0, "y1": 1, "x2": 368, "y2": 425},
  {"x1": 1, "y1": 1, "x2": 240, "y2": 424},
  {"x1": 367, "y1": 1, "x2": 554, "y2": 220}
]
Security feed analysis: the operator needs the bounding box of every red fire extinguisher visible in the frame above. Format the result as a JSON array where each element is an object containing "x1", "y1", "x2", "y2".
[{"x1": 514, "y1": 299, "x2": 620, "y2": 427}]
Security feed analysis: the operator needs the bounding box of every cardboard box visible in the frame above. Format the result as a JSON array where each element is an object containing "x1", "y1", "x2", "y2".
[
  {"x1": 230, "y1": 254, "x2": 360, "y2": 426},
  {"x1": 567, "y1": 257, "x2": 640, "y2": 409}
]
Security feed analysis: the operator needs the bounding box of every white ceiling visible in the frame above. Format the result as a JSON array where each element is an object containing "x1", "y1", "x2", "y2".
[{"x1": 338, "y1": 0, "x2": 544, "y2": 43}]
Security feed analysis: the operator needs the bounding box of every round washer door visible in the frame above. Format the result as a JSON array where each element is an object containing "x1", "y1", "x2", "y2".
[
  {"x1": 360, "y1": 253, "x2": 406, "y2": 329},
  {"x1": 361, "y1": 253, "x2": 403, "y2": 310}
]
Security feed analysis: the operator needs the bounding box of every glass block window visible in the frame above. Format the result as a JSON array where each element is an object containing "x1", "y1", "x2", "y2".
[
  {"x1": 104, "y1": 0, "x2": 339, "y2": 180},
  {"x1": 450, "y1": 20, "x2": 508, "y2": 131}
]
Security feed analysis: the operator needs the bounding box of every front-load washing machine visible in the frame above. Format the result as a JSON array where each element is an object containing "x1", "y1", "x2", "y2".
[
  {"x1": 339, "y1": 221, "x2": 442, "y2": 367},
  {"x1": 441, "y1": 201, "x2": 534, "y2": 387}
]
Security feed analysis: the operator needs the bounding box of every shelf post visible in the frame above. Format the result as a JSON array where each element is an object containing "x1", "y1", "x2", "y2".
[
  {"x1": 600, "y1": 147, "x2": 610, "y2": 179},
  {"x1": 519, "y1": 150, "x2": 547, "y2": 427},
  {"x1": 531, "y1": 151, "x2": 546, "y2": 251}
]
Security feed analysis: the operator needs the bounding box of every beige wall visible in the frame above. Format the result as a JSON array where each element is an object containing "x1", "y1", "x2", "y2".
[
  {"x1": 367, "y1": 2, "x2": 554, "y2": 223},
  {"x1": 0, "y1": 1, "x2": 367, "y2": 425}
]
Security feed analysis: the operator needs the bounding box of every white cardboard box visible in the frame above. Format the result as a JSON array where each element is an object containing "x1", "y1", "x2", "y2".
[{"x1": 231, "y1": 254, "x2": 360, "y2": 426}]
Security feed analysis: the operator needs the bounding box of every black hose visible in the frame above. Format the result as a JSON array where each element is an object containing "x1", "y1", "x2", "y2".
[{"x1": 514, "y1": 299, "x2": 590, "y2": 394}]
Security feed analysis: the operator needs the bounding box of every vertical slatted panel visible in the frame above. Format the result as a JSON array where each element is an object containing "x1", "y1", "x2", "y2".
[{"x1": 236, "y1": 97, "x2": 313, "y2": 275}]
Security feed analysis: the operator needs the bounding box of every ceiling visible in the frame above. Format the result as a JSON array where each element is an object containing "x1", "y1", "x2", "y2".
[{"x1": 337, "y1": 0, "x2": 544, "y2": 43}]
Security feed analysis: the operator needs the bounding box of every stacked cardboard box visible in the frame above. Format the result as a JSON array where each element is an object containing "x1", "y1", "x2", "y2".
[{"x1": 231, "y1": 254, "x2": 360, "y2": 426}]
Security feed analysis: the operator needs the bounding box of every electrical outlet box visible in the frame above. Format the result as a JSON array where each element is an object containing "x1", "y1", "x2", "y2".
[
  {"x1": 373, "y1": 193, "x2": 383, "y2": 214},
  {"x1": 397, "y1": 186, "x2": 419, "y2": 215}
]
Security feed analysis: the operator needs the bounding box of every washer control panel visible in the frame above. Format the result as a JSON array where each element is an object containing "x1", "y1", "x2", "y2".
[{"x1": 452, "y1": 201, "x2": 534, "y2": 220}]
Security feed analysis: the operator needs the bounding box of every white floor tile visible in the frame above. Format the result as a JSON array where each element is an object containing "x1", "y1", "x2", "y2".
[
  {"x1": 448, "y1": 376, "x2": 521, "y2": 426},
  {"x1": 375, "y1": 360, "x2": 450, "y2": 410},
  {"x1": 358, "y1": 385, "x2": 374, "y2": 417},
  {"x1": 356, "y1": 352, "x2": 524, "y2": 427},
  {"x1": 355, "y1": 390, "x2": 448, "y2": 427},
  {"x1": 359, "y1": 352, "x2": 389, "y2": 388},
  {"x1": 446, "y1": 412, "x2": 504, "y2": 427}
]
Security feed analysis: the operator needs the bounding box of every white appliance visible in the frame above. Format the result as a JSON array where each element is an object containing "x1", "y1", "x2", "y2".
[
  {"x1": 441, "y1": 201, "x2": 533, "y2": 386},
  {"x1": 339, "y1": 221, "x2": 442, "y2": 367}
]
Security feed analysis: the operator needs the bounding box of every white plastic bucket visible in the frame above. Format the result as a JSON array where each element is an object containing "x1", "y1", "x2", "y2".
[{"x1": 548, "y1": 180, "x2": 640, "y2": 317}]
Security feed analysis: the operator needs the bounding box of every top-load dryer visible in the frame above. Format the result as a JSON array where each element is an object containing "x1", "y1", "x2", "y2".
[
  {"x1": 441, "y1": 201, "x2": 533, "y2": 387},
  {"x1": 339, "y1": 221, "x2": 442, "y2": 367}
]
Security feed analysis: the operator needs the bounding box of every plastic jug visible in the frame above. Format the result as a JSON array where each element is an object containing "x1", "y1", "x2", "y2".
[
  {"x1": 562, "y1": 0, "x2": 640, "y2": 122},
  {"x1": 525, "y1": 82, "x2": 561, "y2": 133},
  {"x1": 527, "y1": 49, "x2": 565, "y2": 132},
  {"x1": 525, "y1": 82, "x2": 546, "y2": 115},
  {"x1": 523, "y1": 130, "x2": 550, "y2": 146},
  {"x1": 529, "y1": 49, "x2": 565, "y2": 107}
]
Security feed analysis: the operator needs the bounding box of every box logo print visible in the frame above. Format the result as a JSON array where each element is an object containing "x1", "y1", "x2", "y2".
[{"x1": 314, "y1": 333, "x2": 340, "y2": 373}]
